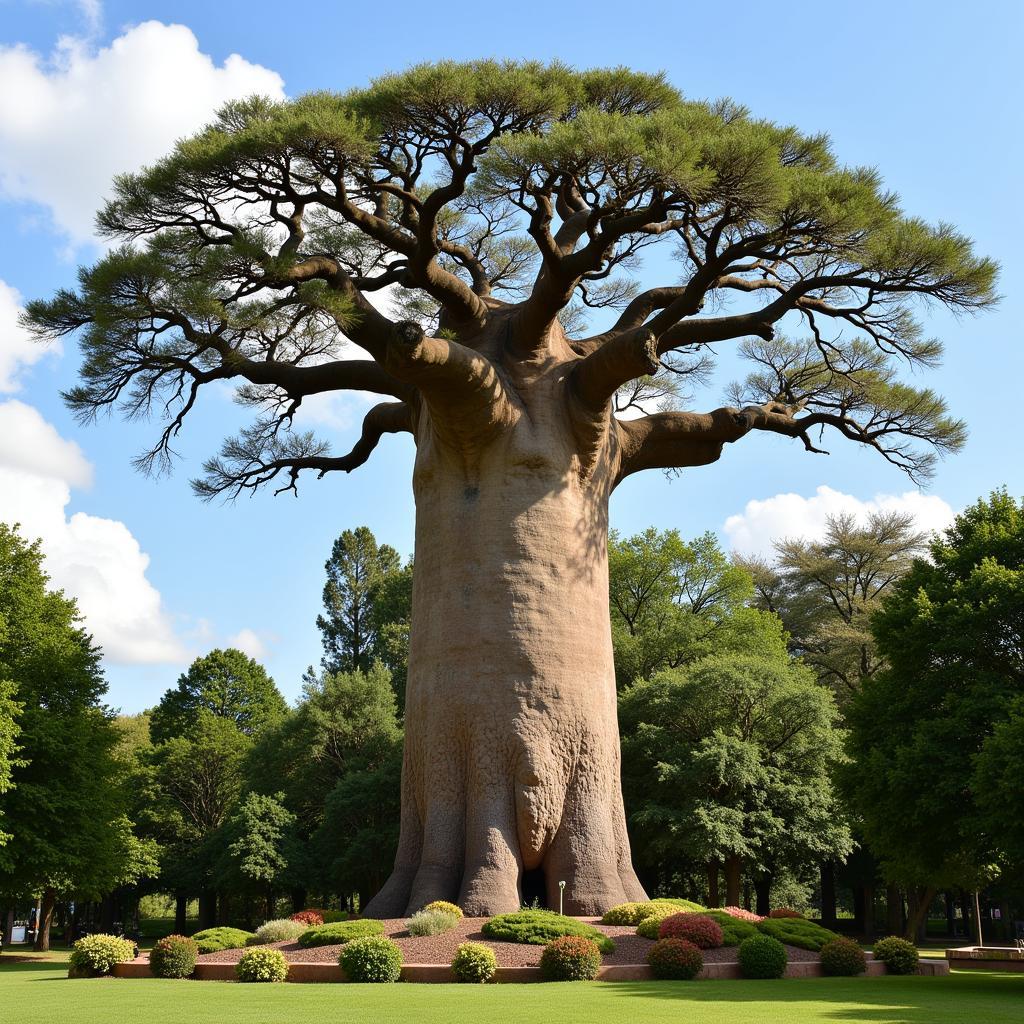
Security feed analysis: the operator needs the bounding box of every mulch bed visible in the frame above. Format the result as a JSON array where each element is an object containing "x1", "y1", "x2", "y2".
[{"x1": 196, "y1": 917, "x2": 820, "y2": 968}]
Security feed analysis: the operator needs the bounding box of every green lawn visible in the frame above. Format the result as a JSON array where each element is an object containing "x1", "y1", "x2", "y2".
[{"x1": 1, "y1": 961, "x2": 1022, "y2": 1024}]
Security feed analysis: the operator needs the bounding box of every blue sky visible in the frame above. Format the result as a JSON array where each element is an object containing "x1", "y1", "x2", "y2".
[{"x1": 0, "y1": 0, "x2": 1020, "y2": 711}]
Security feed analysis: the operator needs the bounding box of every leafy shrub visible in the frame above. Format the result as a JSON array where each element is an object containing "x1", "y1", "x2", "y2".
[
  {"x1": 235, "y1": 946, "x2": 288, "y2": 983},
  {"x1": 481, "y1": 910, "x2": 614, "y2": 953},
  {"x1": 248, "y1": 918, "x2": 307, "y2": 945},
  {"x1": 701, "y1": 910, "x2": 760, "y2": 946},
  {"x1": 738, "y1": 934, "x2": 788, "y2": 979},
  {"x1": 650, "y1": 898, "x2": 706, "y2": 914},
  {"x1": 339, "y1": 936, "x2": 403, "y2": 982},
  {"x1": 647, "y1": 937, "x2": 703, "y2": 980},
  {"x1": 149, "y1": 934, "x2": 199, "y2": 978},
  {"x1": 290, "y1": 909, "x2": 324, "y2": 926},
  {"x1": 601, "y1": 902, "x2": 652, "y2": 926},
  {"x1": 297, "y1": 919, "x2": 385, "y2": 948},
  {"x1": 756, "y1": 916, "x2": 839, "y2": 952},
  {"x1": 451, "y1": 941, "x2": 497, "y2": 983},
  {"x1": 68, "y1": 934, "x2": 136, "y2": 977},
  {"x1": 539, "y1": 935, "x2": 602, "y2": 981},
  {"x1": 721, "y1": 906, "x2": 764, "y2": 922},
  {"x1": 191, "y1": 927, "x2": 254, "y2": 953},
  {"x1": 424, "y1": 900, "x2": 463, "y2": 919},
  {"x1": 321, "y1": 909, "x2": 350, "y2": 923},
  {"x1": 658, "y1": 913, "x2": 724, "y2": 949},
  {"x1": 820, "y1": 937, "x2": 867, "y2": 976},
  {"x1": 872, "y1": 936, "x2": 919, "y2": 975},
  {"x1": 768, "y1": 907, "x2": 803, "y2": 919},
  {"x1": 406, "y1": 909, "x2": 460, "y2": 936},
  {"x1": 636, "y1": 911, "x2": 675, "y2": 940}
]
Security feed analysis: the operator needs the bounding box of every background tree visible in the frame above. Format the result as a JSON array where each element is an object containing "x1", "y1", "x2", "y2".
[
  {"x1": 843, "y1": 491, "x2": 1023, "y2": 939},
  {"x1": 149, "y1": 648, "x2": 287, "y2": 744},
  {"x1": 0, "y1": 681, "x2": 22, "y2": 853},
  {"x1": 27, "y1": 61, "x2": 996, "y2": 915}
]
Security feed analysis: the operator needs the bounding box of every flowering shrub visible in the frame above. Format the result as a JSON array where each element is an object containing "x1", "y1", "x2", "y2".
[
  {"x1": 872, "y1": 936, "x2": 919, "y2": 975},
  {"x1": 191, "y1": 927, "x2": 254, "y2": 953},
  {"x1": 290, "y1": 909, "x2": 325, "y2": 926},
  {"x1": 424, "y1": 900, "x2": 463, "y2": 919},
  {"x1": 820, "y1": 937, "x2": 867, "y2": 976},
  {"x1": 67, "y1": 934, "x2": 136, "y2": 977},
  {"x1": 721, "y1": 906, "x2": 764, "y2": 922},
  {"x1": 701, "y1": 910, "x2": 760, "y2": 946},
  {"x1": 539, "y1": 935, "x2": 602, "y2": 981},
  {"x1": 149, "y1": 934, "x2": 199, "y2": 978},
  {"x1": 657, "y1": 913, "x2": 724, "y2": 949},
  {"x1": 451, "y1": 942, "x2": 497, "y2": 983},
  {"x1": 647, "y1": 937, "x2": 703, "y2": 980},
  {"x1": 339, "y1": 936, "x2": 403, "y2": 982},
  {"x1": 247, "y1": 918, "x2": 307, "y2": 945},
  {"x1": 406, "y1": 909, "x2": 460, "y2": 936},
  {"x1": 768, "y1": 908, "x2": 803, "y2": 919},
  {"x1": 738, "y1": 934, "x2": 788, "y2": 979},
  {"x1": 297, "y1": 919, "x2": 384, "y2": 948},
  {"x1": 235, "y1": 946, "x2": 288, "y2": 982}
]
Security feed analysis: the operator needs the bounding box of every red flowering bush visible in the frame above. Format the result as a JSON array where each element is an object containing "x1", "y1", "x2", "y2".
[
  {"x1": 721, "y1": 905, "x2": 764, "y2": 922},
  {"x1": 768, "y1": 908, "x2": 803, "y2": 919},
  {"x1": 290, "y1": 909, "x2": 325, "y2": 926},
  {"x1": 539, "y1": 935, "x2": 602, "y2": 981},
  {"x1": 647, "y1": 938, "x2": 703, "y2": 980},
  {"x1": 657, "y1": 913, "x2": 723, "y2": 949}
]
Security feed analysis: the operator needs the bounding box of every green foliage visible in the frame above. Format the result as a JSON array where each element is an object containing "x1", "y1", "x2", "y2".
[
  {"x1": 217, "y1": 791, "x2": 297, "y2": 895},
  {"x1": 339, "y1": 935, "x2": 403, "y2": 982},
  {"x1": 321, "y1": 909, "x2": 351, "y2": 923},
  {"x1": 0, "y1": 679, "x2": 23, "y2": 848},
  {"x1": 406, "y1": 909, "x2": 460, "y2": 936},
  {"x1": 249, "y1": 918, "x2": 307, "y2": 945},
  {"x1": 482, "y1": 910, "x2": 614, "y2": 953},
  {"x1": 235, "y1": 946, "x2": 289, "y2": 983},
  {"x1": 629, "y1": 900, "x2": 706, "y2": 937},
  {"x1": 738, "y1": 934, "x2": 788, "y2": 979},
  {"x1": 68, "y1": 934, "x2": 136, "y2": 977},
  {"x1": 190, "y1": 927, "x2": 254, "y2": 953},
  {"x1": 424, "y1": 900, "x2": 462, "y2": 919},
  {"x1": 539, "y1": 935, "x2": 602, "y2": 981},
  {"x1": 297, "y1": 919, "x2": 384, "y2": 948},
  {"x1": 148, "y1": 934, "x2": 198, "y2": 978},
  {"x1": 601, "y1": 902, "x2": 658, "y2": 926},
  {"x1": 450, "y1": 942, "x2": 497, "y2": 983},
  {"x1": 657, "y1": 913, "x2": 724, "y2": 948},
  {"x1": 756, "y1": 917, "x2": 838, "y2": 952},
  {"x1": 701, "y1": 910, "x2": 760, "y2": 946},
  {"x1": 150, "y1": 648, "x2": 286, "y2": 744},
  {"x1": 647, "y1": 937, "x2": 703, "y2": 980},
  {"x1": 872, "y1": 936, "x2": 919, "y2": 975},
  {"x1": 819, "y1": 937, "x2": 867, "y2": 976}
]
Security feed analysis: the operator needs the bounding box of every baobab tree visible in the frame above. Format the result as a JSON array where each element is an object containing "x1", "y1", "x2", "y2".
[{"x1": 26, "y1": 61, "x2": 996, "y2": 916}]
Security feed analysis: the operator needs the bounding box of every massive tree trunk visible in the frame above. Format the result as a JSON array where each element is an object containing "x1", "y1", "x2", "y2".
[{"x1": 365, "y1": 322, "x2": 648, "y2": 917}]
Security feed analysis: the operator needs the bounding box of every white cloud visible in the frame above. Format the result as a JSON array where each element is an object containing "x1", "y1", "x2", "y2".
[
  {"x1": 0, "y1": 21, "x2": 285, "y2": 240},
  {"x1": 0, "y1": 399, "x2": 91, "y2": 485},
  {"x1": 226, "y1": 628, "x2": 269, "y2": 660},
  {"x1": 0, "y1": 279, "x2": 59, "y2": 392},
  {"x1": 723, "y1": 485, "x2": 956, "y2": 557}
]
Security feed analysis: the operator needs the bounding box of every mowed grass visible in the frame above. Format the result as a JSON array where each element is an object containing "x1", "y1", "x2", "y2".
[{"x1": 1, "y1": 961, "x2": 1022, "y2": 1024}]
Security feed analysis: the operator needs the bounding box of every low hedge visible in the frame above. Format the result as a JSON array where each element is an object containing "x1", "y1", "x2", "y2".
[
  {"x1": 339, "y1": 936, "x2": 403, "y2": 982},
  {"x1": 539, "y1": 935, "x2": 602, "y2": 981},
  {"x1": 149, "y1": 934, "x2": 198, "y2": 978},
  {"x1": 872, "y1": 936, "x2": 919, "y2": 975},
  {"x1": 820, "y1": 937, "x2": 867, "y2": 976},
  {"x1": 756, "y1": 916, "x2": 839, "y2": 952},
  {"x1": 191, "y1": 927, "x2": 254, "y2": 953},
  {"x1": 481, "y1": 910, "x2": 614, "y2": 953},
  {"x1": 647, "y1": 937, "x2": 703, "y2": 980},
  {"x1": 738, "y1": 934, "x2": 788, "y2": 979},
  {"x1": 297, "y1": 919, "x2": 384, "y2": 948}
]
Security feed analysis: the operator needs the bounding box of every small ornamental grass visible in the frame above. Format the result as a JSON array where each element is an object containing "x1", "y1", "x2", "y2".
[
  {"x1": 539, "y1": 935, "x2": 602, "y2": 981},
  {"x1": 647, "y1": 937, "x2": 703, "y2": 980},
  {"x1": 756, "y1": 916, "x2": 839, "y2": 952},
  {"x1": 339, "y1": 936, "x2": 403, "y2": 982},
  {"x1": 235, "y1": 946, "x2": 289, "y2": 983},
  {"x1": 657, "y1": 913, "x2": 724, "y2": 949},
  {"x1": 424, "y1": 900, "x2": 463, "y2": 919},
  {"x1": 701, "y1": 909, "x2": 760, "y2": 946},
  {"x1": 247, "y1": 918, "x2": 307, "y2": 945},
  {"x1": 738, "y1": 934, "x2": 788, "y2": 979},
  {"x1": 290, "y1": 909, "x2": 324, "y2": 926},
  {"x1": 481, "y1": 910, "x2": 614, "y2": 953},
  {"x1": 406, "y1": 908, "x2": 460, "y2": 936},
  {"x1": 820, "y1": 936, "x2": 868, "y2": 976},
  {"x1": 451, "y1": 941, "x2": 497, "y2": 983},
  {"x1": 191, "y1": 926, "x2": 254, "y2": 953},
  {"x1": 873, "y1": 935, "x2": 919, "y2": 975},
  {"x1": 297, "y1": 919, "x2": 384, "y2": 948},
  {"x1": 67, "y1": 934, "x2": 136, "y2": 977},
  {"x1": 148, "y1": 934, "x2": 198, "y2": 978}
]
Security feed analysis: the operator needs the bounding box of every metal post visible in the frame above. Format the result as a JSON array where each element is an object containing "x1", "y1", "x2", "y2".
[{"x1": 558, "y1": 880, "x2": 566, "y2": 916}]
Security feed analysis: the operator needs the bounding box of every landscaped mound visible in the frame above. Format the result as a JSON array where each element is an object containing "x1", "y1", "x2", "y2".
[
  {"x1": 756, "y1": 916, "x2": 838, "y2": 951},
  {"x1": 191, "y1": 927, "x2": 254, "y2": 953},
  {"x1": 647, "y1": 937, "x2": 703, "y2": 980},
  {"x1": 600, "y1": 898, "x2": 703, "y2": 926},
  {"x1": 701, "y1": 910, "x2": 760, "y2": 946},
  {"x1": 820, "y1": 937, "x2": 867, "y2": 976},
  {"x1": 738, "y1": 934, "x2": 788, "y2": 979},
  {"x1": 339, "y1": 936, "x2": 402, "y2": 982},
  {"x1": 248, "y1": 918, "x2": 307, "y2": 945},
  {"x1": 481, "y1": 910, "x2": 614, "y2": 952},
  {"x1": 657, "y1": 913, "x2": 724, "y2": 949},
  {"x1": 149, "y1": 934, "x2": 198, "y2": 978},
  {"x1": 539, "y1": 935, "x2": 602, "y2": 981},
  {"x1": 297, "y1": 919, "x2": 384, "y2": 948},
  {"x1": 67, "y1": 934, "x2": 136, "y2": 977},
  {"x1": 873, "y1": 936, "x2": 919, "y2": 974},
  {"x1": 451, "y1": 942, "x2": 497, "y2": 983}
]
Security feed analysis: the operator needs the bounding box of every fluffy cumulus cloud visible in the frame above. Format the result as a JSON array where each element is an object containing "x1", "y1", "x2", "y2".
[
  {"x1": 722, "y1": 485, "x2": 956, "y2": 557},
  {"x1": 226, "y1": 628, "x2": 268, "y2": 660},
  {"x1": 0, "y1": 20, "x2": 285, "y2": 240},
  {"x1": 0, "y1": 279, "x2": 58, "y2": 392}
]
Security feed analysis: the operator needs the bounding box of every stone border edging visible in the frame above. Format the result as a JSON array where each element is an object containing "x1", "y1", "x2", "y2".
[{"x1": 945, "y1": 946, "x2": 1024, "y2": 972}]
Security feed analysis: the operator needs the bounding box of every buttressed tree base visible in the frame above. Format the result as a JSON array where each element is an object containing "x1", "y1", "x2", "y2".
[{"x1": 28, "y1": 61, "x2": 996, "y2": 916}]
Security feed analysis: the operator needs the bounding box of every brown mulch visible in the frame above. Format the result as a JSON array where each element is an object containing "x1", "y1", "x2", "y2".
[{"x1": 195, "y1": 917, "x2": 820, "y2": 968}]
